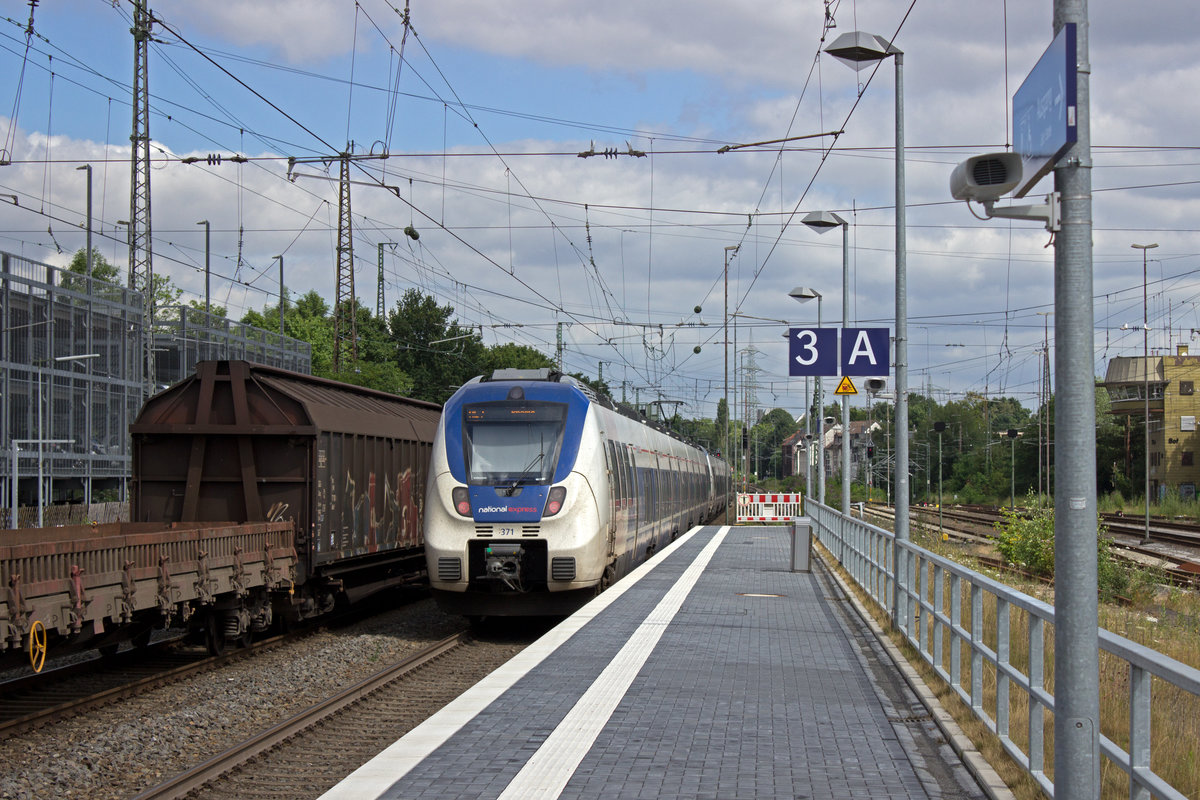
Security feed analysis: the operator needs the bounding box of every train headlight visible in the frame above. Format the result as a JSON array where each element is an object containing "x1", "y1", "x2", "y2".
[
  {"x1": 452, "y1": 486, "x2": 471, "y2": 516},
  {"x1": 544, "y1": 485, "x2": 566, "y2": 517}
]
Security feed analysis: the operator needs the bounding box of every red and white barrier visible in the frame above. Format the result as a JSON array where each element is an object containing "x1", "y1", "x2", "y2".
[{"x1": 736, "y1": 493, "x2": 804, "y2": 522}]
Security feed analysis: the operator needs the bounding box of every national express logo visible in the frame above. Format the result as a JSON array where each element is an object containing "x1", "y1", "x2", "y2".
[{"x1": 476, "y1": 505, "x2": 537, "y2": 514}]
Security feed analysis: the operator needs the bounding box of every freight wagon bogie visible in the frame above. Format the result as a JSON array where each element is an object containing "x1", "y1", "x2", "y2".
[{"x1": 0, "y1": 520, "x2": 297, "y2": 667}]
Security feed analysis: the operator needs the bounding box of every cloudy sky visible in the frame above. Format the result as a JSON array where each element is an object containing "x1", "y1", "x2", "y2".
[{"x1": 2, "y1": 0, "x2": 1197, "y2": 421}]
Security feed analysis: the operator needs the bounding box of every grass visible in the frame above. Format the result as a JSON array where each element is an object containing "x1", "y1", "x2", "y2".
[
  {"x1": 819, "y1": 522, "x2": 1200, "y2": 800},
  {"x1": 1098, "y1": 488, "x2": 1200, "y2": 522}
]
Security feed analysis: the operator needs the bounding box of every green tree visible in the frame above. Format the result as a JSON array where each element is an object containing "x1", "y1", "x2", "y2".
[
  {"x1": 61, "y1": 247, "x2": 120, "y2": 290},
  {"x1": 388, "y1": 289, "x2": 487, "y2": 404},
  {"x1": 62, "y1": 247, "x2": 184, "y2": 319},
  {"x1": 484, "y1": 343, "x2": 555, "y2": 372},
  {"x1": 245, "y1": 290, "x2": 333, "y2": 374},
  {"x1": 186, "y1": 300, "x2": 227, "y2": 318}
]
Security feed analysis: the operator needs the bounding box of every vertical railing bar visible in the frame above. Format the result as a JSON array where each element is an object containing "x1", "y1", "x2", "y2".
[
  {"x1": 951, "y1": 572, "x2": 962, "y2": 692},
  {"x1": 997, "y1": 597, "x2": 1011, "y2": 740},
  {"x1": 934, "y1": 564, "x2": 944, "y2": 674},
  {"x1": 971, "y1": 583, "x2": 983, "y2": 713},
  {"x1": 1129, "y1": 663, "x2": 1151, "y2": 800},
  {"x1": 1028, "y1": 615, "x2": 1045, "y2": 779}
]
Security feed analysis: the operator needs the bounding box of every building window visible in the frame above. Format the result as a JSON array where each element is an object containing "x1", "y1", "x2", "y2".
[
  {"x1": 1181, "y1": 380, "x2": 1195, "y2": 396},
  {"x1": 1183, "y1": 416, "x2": 1197, "y2": 432},
  {"x1": 1150, "y1": 451, "x2": 1164, "y2": 467},
  {"x1": 1184, "y1": 452, "x2": 1195, "y2": 467}
]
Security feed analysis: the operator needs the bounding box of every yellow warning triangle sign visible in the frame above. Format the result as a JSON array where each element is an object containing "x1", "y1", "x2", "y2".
[{"x1": 835, "y1": 376, "x2": 858, "y2": 395}]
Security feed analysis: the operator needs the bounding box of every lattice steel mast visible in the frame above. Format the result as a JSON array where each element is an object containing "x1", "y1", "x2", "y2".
[
  {"x1": 129, "y1": 0, "x2": 154, "y2": 396},
  {"x1": 333, "y1": 147, "x2": 357, "y2": 371}
]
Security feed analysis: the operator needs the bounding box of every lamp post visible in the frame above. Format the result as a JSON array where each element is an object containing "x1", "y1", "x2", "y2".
[
  {"x1": 1132, "y1": 242, "x2": 1158, "y2": 544},
  {"x1": 804, "y1": 210, "x2": 851, "y2": 514},
  {"x1": 723, "y1": 244, "x2": 738, "y2": 522},
  {"x1": 76, "y1": 165, "x2": 93, "y2": 281},
  {"x1": 805, "y1": 376, "x2": 813, "y2": 501},
  {"x1": 35, "y1": 354, "x2": 99, "y2": 527},
  {"x1": 1003, "y1": 429, "x2": 1022, "y2": 511},
  {"x1": 825, "y1": 31, "x2": 908, "y2": 546},
  {"x1": 196, "y1": 220, "x2": 210, "y2": 314},
  {"x1": 934, "y1": 421, "x2": 945, "y2": 535},
  {"x1": 790, "y1": 287, "x2": 824, "y2": 505},
  {"x1": 274, "y1": 255, "x2": 285, "y2": 337}
]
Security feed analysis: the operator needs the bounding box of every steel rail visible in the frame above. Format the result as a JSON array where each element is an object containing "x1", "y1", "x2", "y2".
[{"x1": 130, "y1": 630, "x2": 468, "y2": 800}]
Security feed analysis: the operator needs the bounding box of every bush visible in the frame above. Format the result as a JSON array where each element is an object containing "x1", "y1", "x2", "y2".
[
  {"x1": 993, "y1": 496, "x2": 1055, "y2": 577},
  {"x1": 995, "y1": 496, "x2": 1144, "y2": 600}
]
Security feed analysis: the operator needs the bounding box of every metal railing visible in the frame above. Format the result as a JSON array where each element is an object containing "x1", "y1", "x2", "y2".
[{"x1": 807, "y1": 500, "x2": 1200, "y2": 800}]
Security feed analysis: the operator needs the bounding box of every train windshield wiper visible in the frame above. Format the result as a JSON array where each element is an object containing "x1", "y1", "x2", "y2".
[{"x1": 506, "y1": 443, "x2": 544, "y2": 494}]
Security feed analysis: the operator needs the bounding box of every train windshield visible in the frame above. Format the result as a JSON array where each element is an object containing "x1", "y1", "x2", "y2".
[{"x1": 462, "y1": 401, "x2": 567, "y2": 486}]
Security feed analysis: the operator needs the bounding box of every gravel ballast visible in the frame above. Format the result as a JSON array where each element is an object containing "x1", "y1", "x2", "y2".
[{"x1": 0, "y1": 598, "x2": 469, "y2": 800}]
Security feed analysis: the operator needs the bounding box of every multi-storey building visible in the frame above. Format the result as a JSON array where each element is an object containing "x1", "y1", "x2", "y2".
[{"x1": 1103, "y1": 344, "x2": 1200, "y2": 500}]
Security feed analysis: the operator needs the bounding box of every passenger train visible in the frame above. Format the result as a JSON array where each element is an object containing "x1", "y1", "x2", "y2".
[{"x1": 424, "y1": 369, "x2": 731, "y2": 617}]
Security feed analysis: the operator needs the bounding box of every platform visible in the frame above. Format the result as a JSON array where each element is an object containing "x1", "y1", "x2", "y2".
[{"x1": 321, "y1": 525, "x2": 1009, "y2": 800}]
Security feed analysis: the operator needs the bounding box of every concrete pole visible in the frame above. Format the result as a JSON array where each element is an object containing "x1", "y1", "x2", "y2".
[
  {"x1": 804, "y1": 376, "x2": 812, "y2": 500},
  {"x1": 1052, "y1": 2, "x2": 1100, "y2": 797},
  {"x1": 723, "y1": 245, "x2": 737, "y2": 523},
  {"x1": 841, "y1": 221, "x2": 851, "y2": 515},
  {"x1": 78, "y1": 164, "x2": 93, "y2": 506},
  {"x1": 893, "y1": 50, "x2": 909, "y2": 548},
  {"x1": 197, "y1": 220, "x2": 210, "y2": 314},
  {"x1": 276, "y1": 255, "x2": 285, "y2": 336},
  {"x1": 1132, "y1": 242, "x2": 1157, "y2": 544},
  {"x1": 816, "y1": 297, "x2": 825, "y2": 506}
]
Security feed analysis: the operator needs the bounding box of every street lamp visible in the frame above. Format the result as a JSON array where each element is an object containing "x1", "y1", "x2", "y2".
[
  {"x1": 1132, "y1": 242, "x2": 1158, "y2": 545},
  {"x1": 196, "y1": 220, "x2": 210, "y2": 314},
  {"x1": 274, "y1": 255, "x2": 285, "y2": 337},
  {"x1": 1003, "y1": 428, "x2": 1022, "y2": 511},
  {"x1": 790, "y1": 287, "x2": 824, "y2": 505},
  {"x1": 804, "y1": 210, "x2": 851, "y2": 514},
  {"x1": 723, "y1": 244, "x2": 739, "y2": 522},
  {"x1": 933, "y1": 421, "x2": 946, "y2": 535},
  {"x1": 28, "y1": 354, "x2": 99, "y2": 527},
  {"x1": 76, "y1": 165, "x2": 93, "y2": 282},
  {"x1": 825, "y1": 30, "x2": 908, "y2": 544}
]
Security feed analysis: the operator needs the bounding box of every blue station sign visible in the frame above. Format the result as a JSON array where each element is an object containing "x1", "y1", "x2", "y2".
[
  {"x1": 1012, "y1": 23, "x2": 1077, "y2": 198},
  {"x1": 788, "y1": 327, "x2": 889, "y2": 377}
]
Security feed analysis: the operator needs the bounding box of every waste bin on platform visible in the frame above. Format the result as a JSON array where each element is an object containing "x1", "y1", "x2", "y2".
[{"x1": 790, "y1": 516, "x2": 812, "y2": 573}]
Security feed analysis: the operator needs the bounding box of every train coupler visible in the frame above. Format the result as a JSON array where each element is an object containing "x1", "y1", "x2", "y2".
[{"x1": 483, "y1": 543, "x2": 524, "y2": 592}]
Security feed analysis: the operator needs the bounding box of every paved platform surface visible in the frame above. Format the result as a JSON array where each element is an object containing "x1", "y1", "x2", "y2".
[{"x1": 321, "y1": 525, "x2": 997, "y2": 800}]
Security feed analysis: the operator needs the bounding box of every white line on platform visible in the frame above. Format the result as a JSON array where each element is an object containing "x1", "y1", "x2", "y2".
[
  {"x1": 318, "y1": 524, "x2": 722, "y2": 800},
  {"x1": 496, "y1": 527, "x2": 729, "y2": 800}
]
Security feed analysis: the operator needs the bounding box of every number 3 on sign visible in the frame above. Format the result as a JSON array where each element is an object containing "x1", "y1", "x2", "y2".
[{"x1": 788, "y1": 328, "x2": 837, "y2": 376}]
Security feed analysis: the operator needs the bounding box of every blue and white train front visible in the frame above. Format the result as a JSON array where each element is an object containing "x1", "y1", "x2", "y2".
[{"x1": 424, "y1": 372, "x2": 610, "y2": 617}]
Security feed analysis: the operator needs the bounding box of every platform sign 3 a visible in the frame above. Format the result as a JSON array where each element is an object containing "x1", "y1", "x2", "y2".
[{"x1": 788, "y1": 327, "x2": 889, "y2": 377}]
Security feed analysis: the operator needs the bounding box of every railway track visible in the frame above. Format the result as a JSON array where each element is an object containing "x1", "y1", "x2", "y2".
[
  {"x1": 132, "y1": 630, "x2": 531, "y2": 800},
  {"x1": 0, "y1": 633, "x2": 293, "y2": 740},
  {"x1": 865, "y1": 503, "x2": 1200, "y2": 585}
]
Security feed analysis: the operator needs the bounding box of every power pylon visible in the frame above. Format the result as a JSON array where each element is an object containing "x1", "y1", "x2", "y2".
[
  {"x1": 333, "y1": 147, "x2": 356, "y2": 371},
  {"x1": 377, "y1": 241, "x2": 396, "y2": 319},
  {"x1": 129, "y1": 0, "x2": 155, "y2": 396}
]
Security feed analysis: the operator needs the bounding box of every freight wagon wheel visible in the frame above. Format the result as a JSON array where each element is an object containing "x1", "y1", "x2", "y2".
[
  {"x1": 131, "y1": 626, "x2": 153, "y2": 650},
  {"x1": 28, "y1": 620, "x2": 48, "y2": 673},
  {"x1": 203, "y1": 613, "x2": 226, "y2": 656}
]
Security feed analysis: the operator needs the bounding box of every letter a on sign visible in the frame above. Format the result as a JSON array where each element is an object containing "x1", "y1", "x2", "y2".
[{"x1": 840, "y1": 328, "x2": 890, "y2": 376}]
